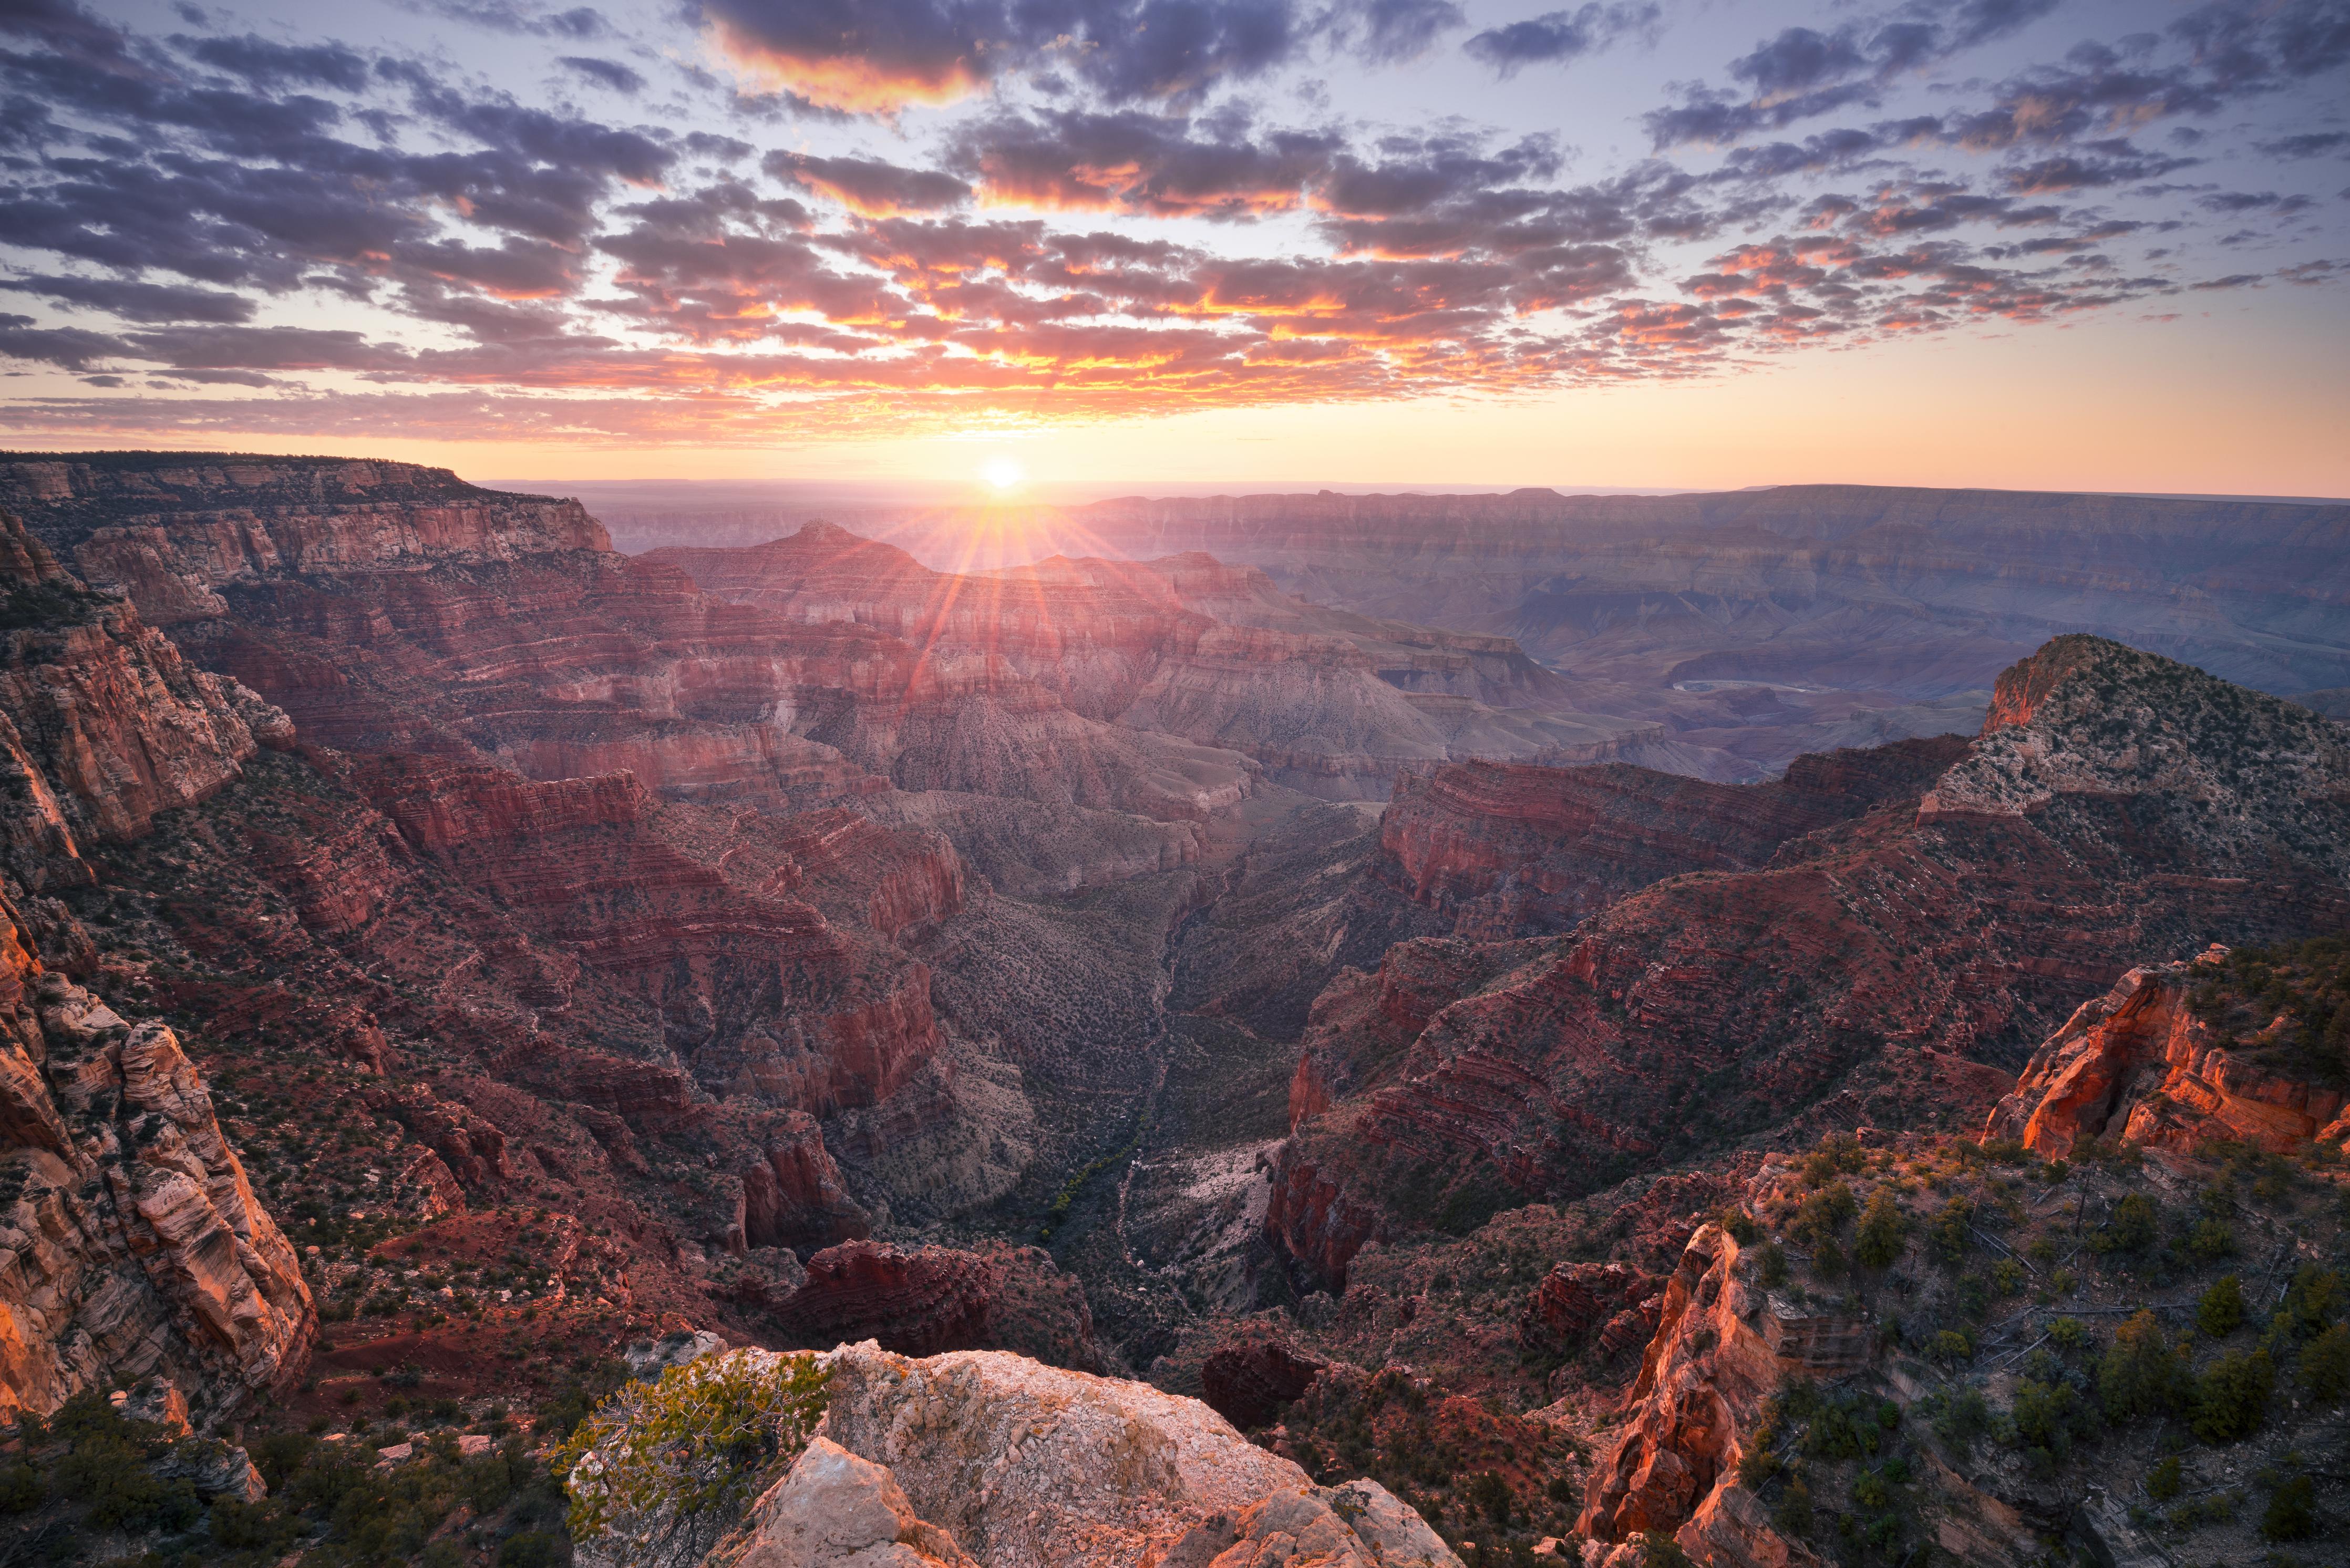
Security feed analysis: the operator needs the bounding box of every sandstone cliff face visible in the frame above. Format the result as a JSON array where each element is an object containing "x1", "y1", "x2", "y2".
[
  {"x1": 568, "y1": 1345, "x2": 1462, "y2": 1568},
  {"x1": 0, "y1": 508, "x2": 285, "y2": 875},
  {"x1": 763, "y1": 1241, "x2": 1100, "y2": 1372},
  {"x1": 1581, "y1": 1222, "x2": 1864, "y2": 1565},
  {"x1": 347, "y1": 752, "x2": 946, "y2": 1117},
  {"x1": 1984, "y1": 952, "x2": 2350, "y2": 1157},
  {"x1": 0, "y1": 508, "x2": 314, "y2": 1425},
  {"x1": 1518, "y1": 1261, "x2": 1662, "y2": 1359},
  {"x1": 0, "y1": 927, "x2": 314, "y2": 1424},
  {"x1": 1271, "y1": 638, "x2": 2350, "y2": 1287},
  {"x1": 1373, "y1": 737, "x2": 1968, "y2": 938},
  {"x1": 0, "y1": 453, "x2": 609, "y2": 625}
]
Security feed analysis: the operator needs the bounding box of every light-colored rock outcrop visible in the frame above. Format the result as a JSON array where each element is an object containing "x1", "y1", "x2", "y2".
[
  {"x1": 719, "y1": 1436, "x2": 976, "y2": 1567},
  {"x1": 576, "y1": 1344, "x2": 1460, "y2": 1568}
]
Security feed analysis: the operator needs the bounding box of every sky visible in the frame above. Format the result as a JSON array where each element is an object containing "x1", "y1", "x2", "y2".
[{"x1": 1, "y1": 0, "x2": 2345, "y2": 494}]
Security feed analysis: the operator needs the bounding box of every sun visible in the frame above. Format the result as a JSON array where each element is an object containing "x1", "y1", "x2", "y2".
[{"x1": 979, "y1": 456, "x2": 1025, "y2": 492}]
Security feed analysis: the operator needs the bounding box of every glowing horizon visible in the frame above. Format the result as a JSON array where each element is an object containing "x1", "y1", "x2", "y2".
[{"x1": 2, "y1": 0, "x2": 2345, "y2": 495}]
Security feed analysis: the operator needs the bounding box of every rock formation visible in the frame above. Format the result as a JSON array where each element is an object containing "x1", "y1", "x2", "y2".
[
  {"x1": 652, "y1": 522, "x2": 1648, "y2": 798},
  {"x1": 1518, "y1": 1261, "x2": 1662, "y2": 1358},
  {"x1": 718, "y1": 1435, "x2": 979, "y2": 1567},
  {"x1": 1579, "y1": 1223, "x2": 1857, "y2": 1560},
  {"x1": 1374, "y1": 738, "x2": 1967, "y2": 938},
  {"x1": 0, "y1": 507, "x2": 285, "y2": 878},
  {"x1": 797, "y1": 1343, "x2": 1457, "y2": 1567},
  {"x1": 0, "y1": 942, "x2": 314, "y2": 1424},
  {"x1": 1197, "y1": 1331, "x2": 1330, "y2": 1430},
  {"x1": 766, "y1": 1241, "x2": 1100, "y2": 1372},
  {"x1": 1985, "y1": 950, "x2": 2350, "y2": 1157},
  {"x1": 1271, "y1": 636, "x2": 2350, "y2": 1288},
  {"x1": 0, "y1": 506, "x2": 314, "y2": 1426}
]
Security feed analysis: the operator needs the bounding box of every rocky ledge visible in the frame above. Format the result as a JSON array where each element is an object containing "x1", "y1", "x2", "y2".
[{"x1": 576, "y1": 1343, "x2": 1461, "y2": 1568}]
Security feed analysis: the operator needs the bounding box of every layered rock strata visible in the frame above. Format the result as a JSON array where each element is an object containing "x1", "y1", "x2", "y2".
[
  {"x1": 1375, "y1": 738, "x2": 1969, "y2": 938},
  {"x1": 0, "y1": 946, "x2": 314, "y2": 1423},
  {"x1": 1271, "y1": 637, "x2": 2350, "y2": 1287},
  {"x1": 1984, "y1": 953, "x2": 2350, "y2": 1157},
  {"x1": 766, "y1": 1241, "x2": 1100, "y2": 1372},
  {"x1": 1579, "y1": 1223, "x2": 1848, "y2": 1564},
  {"x1": 653, "y1": 522, "x2": 1642, "y2": 798}
]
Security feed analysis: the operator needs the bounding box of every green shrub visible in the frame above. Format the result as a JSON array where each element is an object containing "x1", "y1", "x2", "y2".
[
  {"x1": 1772, "y1": 1478, "x2": 1814, "y2": 1536},
  {"x1": 2099, "y1": 1311, "x2": 2187, "y2": 1423},
  {"x1": 1757, "y1": 1243, "x2": 1788, "y2": 1289},
  {"x1": 1468, "y1": 1469, "x2": 1512, "y2": 1526},
  {"x1": 1799, "y1": 1389, "x2": 1899, "y2": 1461},
  {"x1": 1638, "y1": 1531, "x2": 1694, "y2": 1568},
  {"x1": 2146, "y1": 1455, "x2": 2182, "y2": 1501},
  {"x1": 1926, "y1": 1199, "x2": 1973, "y2": 1265},
  {"x1": 1802, "y1": 1135, "x2": 1866, "y2": 1187},
  {"x1": 1812, "y1": 1236, "x2": 1847, "y2": 1280},
  {"x1": 0, "y1": 1464, "x2": 39, "y2": 1513},
  {"x1": 2199, "y1": 1274, "x2": 2246, "y2": 1337},
  {"x1": 499, "y1": 1531, "x2": 566, "y2": 1568},
  {"x1": 2047, "y1": 1317, "x2": 2088, "y2": 1353},
  {"x1": 210, "y1": 1494, "x2": 293, "y2": 1551},
  {"x1": 2259, "y1": 1474, "x2": 2317, "y2": 1542},
  {"x1": 2301, "y1": 1321, "x2": 2350, "y2": 1400},
  {"x1": 2183, "y1": 1217, "x2": 2237, "y2": 1261},
  {"x1": 1853, "y1": 1190, "x2": 1908, "y2": 1268},
  {"x1": 2092, "y1": 1194, "x2": 2160, "y2": 1255},
  {"x1": 1930, "y1": 1387, "x2": 1990, "y2": 1448},
  {"x1": 2010, "y1": 1377, "x2": 2095, "y2": 1469},
  {"x1": 1790, "y1": 1183, "x2": 1857, "y2": 1247},
  {"x1": 2189, "y1": 1347, "x2": 2273, "y2": 1444},
  {"x1": 2279, "y1": 1265, "x2": 2343, "y2": 1338},
  {"x1": 1927, "y1": 1329, "x2": 1974, "y2": 1365},
  {"x1": 555, "y1": 1350, "x2": 831, "y2": 1546}
]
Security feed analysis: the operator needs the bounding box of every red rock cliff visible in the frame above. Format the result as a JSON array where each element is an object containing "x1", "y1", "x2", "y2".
[{"x1": 0, "y1": 904, "x2": 315, "y2": 1424}]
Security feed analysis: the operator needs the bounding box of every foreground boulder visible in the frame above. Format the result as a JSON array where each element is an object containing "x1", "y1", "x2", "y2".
[
  {"x1": 718, "y1": 1437, "x2": 977, "y2": 1567},
  {"x1": 580, "y1": 1344, "x2": 1460, "y2": 1568}
]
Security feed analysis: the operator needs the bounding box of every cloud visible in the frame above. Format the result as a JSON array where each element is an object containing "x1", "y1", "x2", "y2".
[
  {"x1": 177, "y1": 33, "x2": 370, "y2": 91},
  {"x1": 558, "y1": 55, "x2": 646, "y2": 93},
  {"x1": 947, "y1": 109, "x2": 1342, "y2": 217},
  {"x1": 0, "y1": 274, "x2": 257, "y2": 323},
  {"x1": 0, "y1": 312, "x2": 125, "y2": 372},
  {"x1": 401, "y1": 1, "x2": 609, "y2": 39},
  {"x1": 766, "y1": 151, "x2": 972, "y2": 215},
  {"x1": 1330, "y1": 0, "x2": 1467, "y2": 64},
  {"x1": 0, "y1": 0, "x2": 2337, "y2": 443},
  {"x1": 1999, "y1": 143, "x2": 2197, "y2": 193},
  {"x1": 695, "y1": 0, "x2": 1460, "y2": 111},
  {"x1": 2255, "y1": 131, "x2": 2350, "y2": 159},
  {"x1": 1648, "y1": 0, "x2": 2061, "y2": 148},
  {"x1": 1463, "y1": 2, "x2": 1657, "y2": 77}
]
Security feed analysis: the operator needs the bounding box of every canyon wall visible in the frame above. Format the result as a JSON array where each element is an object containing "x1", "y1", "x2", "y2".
[
  {"x1": 1270, "y1": 636, "x2": 2350, "y2": 1288},
  {"x1": 0, "y1": 509, "x2": 314, "y2": 1422}
]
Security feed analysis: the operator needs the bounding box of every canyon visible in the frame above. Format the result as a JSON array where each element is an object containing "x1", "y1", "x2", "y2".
[
  {"x1": 593, "y1": 482, "x2": 2350, "y2": 780},
  {"x1": 1, "y1": 452, "x2": 2346, "y2": 1568}
]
